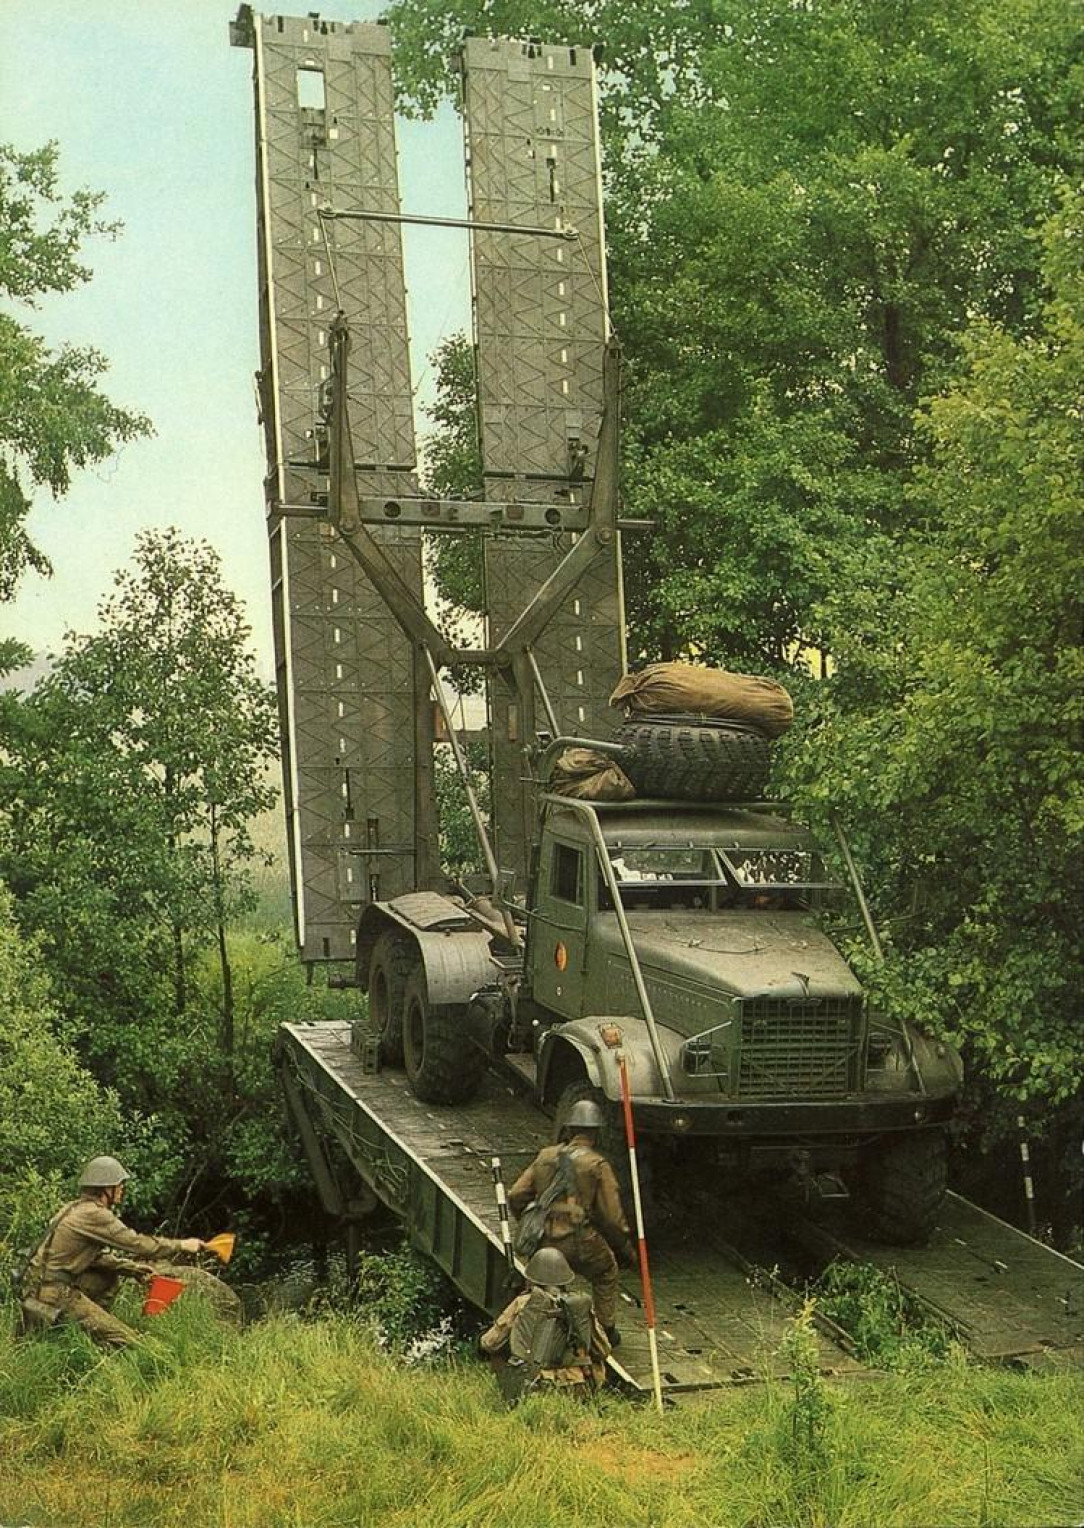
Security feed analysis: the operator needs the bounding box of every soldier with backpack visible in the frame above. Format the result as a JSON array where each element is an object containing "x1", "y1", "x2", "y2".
[
  {"x1": 507, "y1": 1099, "x2": 635, "y2": 1345},
  {"x1": 479, "y1": 1246, "x2": 609, "y2": 1405}
]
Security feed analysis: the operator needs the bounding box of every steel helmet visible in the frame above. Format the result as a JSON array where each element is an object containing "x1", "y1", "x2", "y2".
[
  {"x1": 78, "y1": 1156, "x2": 132, "y2": 1189},
  {"x1": 524, "y1": 1247, "x2": 574, "y2": 1287},
  {"x1": 564, "y1": 1099, "x2": 605, "y2": 1132}
]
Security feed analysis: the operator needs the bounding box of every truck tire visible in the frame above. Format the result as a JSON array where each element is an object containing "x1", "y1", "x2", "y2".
[
  {"x1": 857, "y1": 1129, "x2": 948, "y2": 1246},
  {"x1": 367, "y1": 933, "x2": 413, "y2": 1065},
  {"x1": 614, "y1": 715, "x2": 771, "y2": 802},
  {"x1": 555, "y1": 1080, "x2": 654, "y2": 1230},
  {"x1": 402, "y1": 966, "x2": 485, "y2": 1105}
]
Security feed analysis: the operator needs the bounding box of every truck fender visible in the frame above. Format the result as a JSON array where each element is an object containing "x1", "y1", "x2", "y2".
[
  {"x1": 356, "y1": 897, "x2": 494, "y2": 1007},
  {"x1": 355, "y1": 906, "x2": 403, "y2": 989},
  {"x1": 410, "y1": 928, "x2": 495, "y2": 1008},
  {"x1": 537, "y1": 1017, "x2": 678, "y2": 1107}
]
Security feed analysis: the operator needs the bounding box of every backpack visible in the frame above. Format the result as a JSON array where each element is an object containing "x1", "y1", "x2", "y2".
[
  {"x1": 510, "y1": 1285, "x2": 594, "y2": 1367},
  {"x1": 512, "y1": 1148, "x2": 582, "y2": 1260},
  {"x1": 498, "y1": 1286, "x2": 597, "y2": 1406}
]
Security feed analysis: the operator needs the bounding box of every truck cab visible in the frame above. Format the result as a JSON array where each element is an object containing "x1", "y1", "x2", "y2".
[{"x1": 523, "y1": 797, "x2": 962, "y2": 1241}]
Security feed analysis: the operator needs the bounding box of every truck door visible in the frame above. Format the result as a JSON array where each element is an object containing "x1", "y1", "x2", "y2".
[{"x1": 529, "y1": 838, "x2": 588, "y2": 1019}]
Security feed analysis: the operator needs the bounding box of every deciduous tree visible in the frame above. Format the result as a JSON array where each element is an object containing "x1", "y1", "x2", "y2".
[
  {"x1": 786, "y1": 191, "x2": 1084, "y2": 1117},
  {"x1": 0, "y1": 530, "x2": 279, "y2": 1107},
  {"x1": 389, "y1": 0, "x2": 1082, "y2": 670},
  {"x1": 0, "y1": 141, "x2": 150, "y2": 604}
]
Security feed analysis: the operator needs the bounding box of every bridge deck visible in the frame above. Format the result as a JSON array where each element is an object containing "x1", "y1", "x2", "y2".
[
  {"x1": 793, "y1": 1193, "x2": 1084, "y2": 1366},
  {"x1": 279, "y1": 1021, "x2": 862, "y2": 1394}
]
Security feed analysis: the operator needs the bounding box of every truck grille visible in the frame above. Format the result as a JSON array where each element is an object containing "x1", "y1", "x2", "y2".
[{"x1": 737, "y1": 997, "x2": 864, "y2": 1098}]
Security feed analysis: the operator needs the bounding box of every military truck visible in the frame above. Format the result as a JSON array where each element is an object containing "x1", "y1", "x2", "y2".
[
  {"x1": 233, "y1": 12, "x2": 960, "y2": 1251},
  {"x1": 355, "y1": 759, "x2": 961, "y2": 1245}
]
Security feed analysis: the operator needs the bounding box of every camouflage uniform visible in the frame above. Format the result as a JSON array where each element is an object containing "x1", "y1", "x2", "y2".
[
  {"x1": 508, "y1": 1133, "x2": 630, "y2": 1329},
  {"x1": 22, "y1": 1198, "x2": 240, "y2": 1346}
]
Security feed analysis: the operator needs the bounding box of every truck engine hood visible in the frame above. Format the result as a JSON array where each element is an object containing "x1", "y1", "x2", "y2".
[{"x1": 596, "y1": 911, "x2": 864, "y2": 1002}]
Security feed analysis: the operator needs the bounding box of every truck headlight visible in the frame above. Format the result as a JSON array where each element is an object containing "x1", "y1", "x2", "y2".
[{"x1": 866, "y1": 1029, "x2": 911, "y2": 1091}]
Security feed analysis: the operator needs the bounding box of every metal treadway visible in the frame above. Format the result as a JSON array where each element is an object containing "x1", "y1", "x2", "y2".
[
  {"x1": 279, "y1": 1020, "x2": 1084, "y2": 1392},
  {"x1": 277, "y1": 1021, "x2": 864, "y2": 1396},
  {"x1": 792, "y1": 1193, "x2": 1084, "y2": 1367}
]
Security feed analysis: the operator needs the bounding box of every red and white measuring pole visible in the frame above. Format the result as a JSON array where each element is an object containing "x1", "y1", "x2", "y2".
[{"x1": 609, "y1": 1034, "x2": 665, "y2": 1414}]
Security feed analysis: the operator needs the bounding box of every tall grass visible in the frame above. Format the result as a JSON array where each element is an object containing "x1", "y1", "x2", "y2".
[{"x1": 1, "y1": 1292, "x2": 1080, "y2": 1528}]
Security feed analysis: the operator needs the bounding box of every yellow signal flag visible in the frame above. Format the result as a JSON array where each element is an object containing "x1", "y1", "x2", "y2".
[{"x1": 204, "y1": 1232, "x2": 236, "y2": 1265}]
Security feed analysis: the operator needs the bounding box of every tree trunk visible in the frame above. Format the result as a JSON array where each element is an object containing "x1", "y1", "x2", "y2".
[
  {"x1": 164, "y1": 761, "x2": 186, "y2": 1015},
  {"x1": 172, "y1": 920, "x2": 187, "y2": 1016},
  {"x1": 210, "y1": 804, "x2": 235, "y2": 1086}
]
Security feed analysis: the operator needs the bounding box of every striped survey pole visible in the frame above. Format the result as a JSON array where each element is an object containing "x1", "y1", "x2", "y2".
[
  {"x1": 1016, "y1": 1116, "x2": 1038, "y2": 1237},
  {"x1": 491, "y1": 1156, "x2": 516, "y2": 1273},
  {"x1": 616, "y1": 1048, "x2": 665, "y2": 1416}
]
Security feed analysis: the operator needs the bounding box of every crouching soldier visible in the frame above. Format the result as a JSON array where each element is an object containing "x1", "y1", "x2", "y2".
[
  {"x1": 479, "y1": 1247, "x2": 610, "y2": 1406},
  {"x1": 19, "y1": 1155, "x2": 240, "y2": 1347}
]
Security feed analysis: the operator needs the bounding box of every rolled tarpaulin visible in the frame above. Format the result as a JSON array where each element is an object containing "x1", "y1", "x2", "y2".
[{"x1": 610, "y1": 661, "x2": 794, "y2": 738}]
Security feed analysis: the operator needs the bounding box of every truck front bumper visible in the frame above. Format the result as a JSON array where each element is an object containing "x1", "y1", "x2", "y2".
[{"x1": 634, "y1": 1092, "x2": 956, "y2": 1139}]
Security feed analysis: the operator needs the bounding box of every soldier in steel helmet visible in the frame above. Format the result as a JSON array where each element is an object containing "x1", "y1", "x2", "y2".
[
  {"x1": 507, "y1": 1097, "x2": 635, "y2": 1345},
  {"x1": 479, "y1": 1246, "x2": 609, "y2": 1403},
  {"x1": 19, "y1": 1156, "x2": 235, "y2": 1346}
]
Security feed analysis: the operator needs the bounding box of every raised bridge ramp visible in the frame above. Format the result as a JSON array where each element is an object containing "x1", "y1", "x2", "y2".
[{"x1": 277, "y1": 1021, "x2": 862, "y2": 1396}]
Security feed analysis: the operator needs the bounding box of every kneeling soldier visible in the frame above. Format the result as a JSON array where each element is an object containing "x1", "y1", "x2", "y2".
[
  {"x1": 479, "y1": 1247, "x2": 609, "y2": 1405},
  {"x1": 19, "y1": 1156, "x2": 234, "y2": 1347}
]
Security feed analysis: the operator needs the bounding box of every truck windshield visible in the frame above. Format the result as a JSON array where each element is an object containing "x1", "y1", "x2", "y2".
[
  {"x1": 717, "y1": 847, "x2": 837, "y2": 890},
  {"x1": 597, "y1": 842, "x2": 838, "y2": 911},
  {"x1": 609, "y1": 848, "x2": 719, "y2": 883}
]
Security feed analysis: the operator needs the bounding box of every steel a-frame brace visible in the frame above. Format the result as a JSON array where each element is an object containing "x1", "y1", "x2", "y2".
[
  {"x1": 327, "y1": 311, "x2": 621, "y2": 679},
  {"x1": 325, "y1": 312, "x2": 622, "y2": 911}
]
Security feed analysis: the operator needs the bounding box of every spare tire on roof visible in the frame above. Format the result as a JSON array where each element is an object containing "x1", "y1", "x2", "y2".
[{"x1": 615, "y1": 715, "x2": 771, "y2": 802}]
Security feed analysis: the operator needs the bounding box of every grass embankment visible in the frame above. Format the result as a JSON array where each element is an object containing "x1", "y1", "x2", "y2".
[{"x1": 0, "y1": 1293, "x2": 1081, "y2": 1528}]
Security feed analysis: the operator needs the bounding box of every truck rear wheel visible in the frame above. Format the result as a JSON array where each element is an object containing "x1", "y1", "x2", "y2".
[
  {"x1": 614, "y1": 715, "x2": 771, "y2": 801},
  {"x1": 857, "y1": 1129, "x2": 948, "y2": 1246},
  {"x1": 402, "y1": 967, "x2": 485, "y2": 1105},
  {"x1": 367, "y1": 933, "x2": 412, "y2": 1065}
]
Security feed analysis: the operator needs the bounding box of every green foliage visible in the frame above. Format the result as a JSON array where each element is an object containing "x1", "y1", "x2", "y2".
[
  {"x1": 779, "y1": 1300, "x2": 833, "y2": 1484},
  {"x1": 422, "y1": 332, "x2": 486, "y2": 626},
  {"x1": 0, "y1": 140, "x2": 151, "y2": 599},
  {"x1": 177, "y1": 933, "x2": 357, "y2": 1268},
  {"x1": 433, "y1": 742, "x2": 489, "y2": 883},
  {"x1": 390, "y1": 0, "x2": 1082, "y2": 674},
  {"x1": 815, "y1": 1261, "x2": 955, "y2": 1370},
  {"x1": 0, "y1": 885, "x2": 133, "y2": 1281},
  {"x1": 786, "y1": 190, "x2": 1084, "y2": 1108},
  {"x1": 350, "y1": 1242, "x2": 462, "y2": 1351},
  {"x1": 0, "y1": 529, "x2": 279, "y2": 1100},
  {"x1": 1, "y1": 1303, "x2": 1080, "y2": 1527}
]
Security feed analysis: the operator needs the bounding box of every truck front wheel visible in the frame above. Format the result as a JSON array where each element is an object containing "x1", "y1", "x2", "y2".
[
  {"x1": 402, "y1": 967, "x2": 485, "y2": 1105},
  {"x1": 857, "y1": 1129, "x2": 948, "y2": 1246}
]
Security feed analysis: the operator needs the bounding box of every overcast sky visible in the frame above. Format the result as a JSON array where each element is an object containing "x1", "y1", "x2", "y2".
[{"x1": 1, "y1": 0, "x2": 470, "y2": 680}]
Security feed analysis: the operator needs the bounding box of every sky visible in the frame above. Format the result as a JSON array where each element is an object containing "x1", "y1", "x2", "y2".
[{"x1": 0, "y1": 0, "x2": 471, "y2": 682}]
